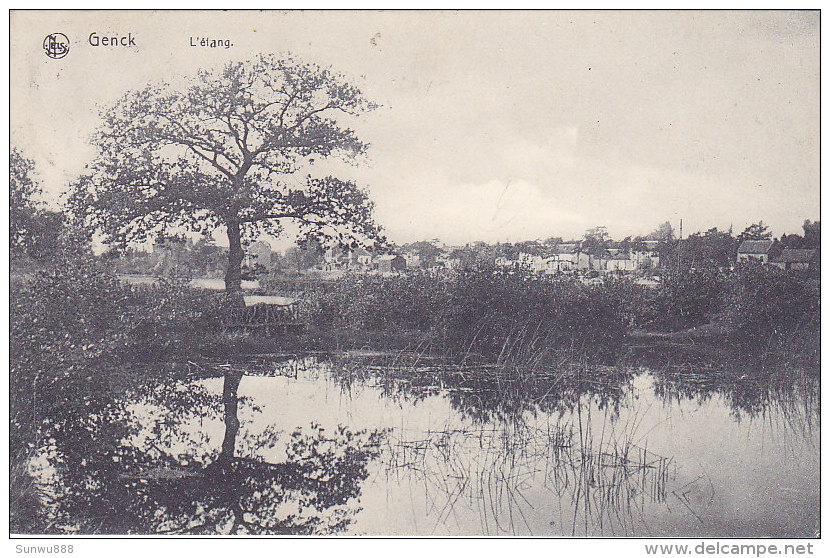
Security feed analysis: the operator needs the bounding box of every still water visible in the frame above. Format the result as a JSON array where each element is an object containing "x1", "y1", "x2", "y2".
[{"x1": 33, "y1": 356, "x2": 819, "y2": 537}]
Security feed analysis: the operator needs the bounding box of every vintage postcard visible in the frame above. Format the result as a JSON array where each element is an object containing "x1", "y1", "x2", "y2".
[{"x1": 8, "y1": 9, "x2": 820, "y2": 544}]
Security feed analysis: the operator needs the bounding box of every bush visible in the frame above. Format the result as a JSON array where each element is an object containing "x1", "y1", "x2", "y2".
[
  {"x1": 9, "y1": 255, "x2": 237, "y2": 448},
  {"x1": 651, "y1": 269, "x2": 726, "y2": 331},
  {"x1": 597, "y1": 276, "x2": 658, "y2": 329},
  {"x1": 723, "y1": 264, "x2": 820, "y2": 352}
]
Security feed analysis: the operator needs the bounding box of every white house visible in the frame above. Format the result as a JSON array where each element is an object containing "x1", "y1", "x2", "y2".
[
  {"x1": 246, "y1": 240, "x2": 274, "y2": 269},
  {"x1": 518, "y1": 252, "x2": 548, "y2": 274},
  {"x1": 544, "y1": 256, "x2": 575, "y2": 274},
  {"x1": 737, "y1": 240, "x2": 777, "y2": 264},
  {"x1": 607, "y1": 253, "x2": 636, "y2": 272}
]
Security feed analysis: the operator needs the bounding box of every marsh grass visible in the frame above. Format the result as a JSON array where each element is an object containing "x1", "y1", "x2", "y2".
[
  {"x1": 380, "y1": 402, "x2": 673, "y2": 536},
  {"x1": 305, "y1": 269, "x2": 628, "y2": 367}
]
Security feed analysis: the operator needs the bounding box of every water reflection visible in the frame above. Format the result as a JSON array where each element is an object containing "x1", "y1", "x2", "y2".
[
  {"x1": 324, "y1": 355, "x2": 818, "y2": 536},
  {"x1": 330, "y1": 353, "x2": 634, "y2": 423},
  {"x1": 380, "y1": 408, "x2": 672, "y2": 536},
  {"x1": 26, "y1": 354, "x2": 819, "y2": 537},
  {"x1": 652, "y1": 369, "x2": 819, "y2": 434},
  {"x1": 31, "y1": 370, "x2": 384, "y2": 534}
]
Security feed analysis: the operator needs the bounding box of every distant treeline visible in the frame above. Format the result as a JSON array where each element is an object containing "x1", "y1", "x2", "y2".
[{"x1": 105, "y1": 219, "x2": 822, "y2": 277}]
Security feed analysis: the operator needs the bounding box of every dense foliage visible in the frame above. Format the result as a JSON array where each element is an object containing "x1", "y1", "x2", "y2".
[
  {"x1": 10, "y1": 248, "x2": 820, "y2": 532},
  {"x1": 308, "y1": 269, "x2": 628, "y2": 364},
  {"x1": 10, "y1": 148, "x2": 40, "y2": 256},
  {"x1": 10, "y1": 256, "x2": 230, "y2": 462},
  {"x1": 723, "y1": 264, "x2": 820, "y2": 357}
]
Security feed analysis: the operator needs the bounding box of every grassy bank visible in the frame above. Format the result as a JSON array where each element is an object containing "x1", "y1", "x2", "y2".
[{"x1": 11, "y1": 258, "x2": 819, "y2": 372}]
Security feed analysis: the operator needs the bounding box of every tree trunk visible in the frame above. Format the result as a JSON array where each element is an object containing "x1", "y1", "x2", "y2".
[
  {"x1": 218, "y1": 370, "x2": 243, "y2": 469},
  {"x1": 225, "y1": 218, "x2": 243, "y2": 293}
]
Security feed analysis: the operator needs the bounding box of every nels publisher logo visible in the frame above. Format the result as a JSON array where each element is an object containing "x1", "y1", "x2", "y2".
[{"x1": 43, "y1": 33, "x2": 70, "y2": 59}]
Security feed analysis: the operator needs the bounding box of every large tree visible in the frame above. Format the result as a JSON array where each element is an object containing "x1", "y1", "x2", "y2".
[
  {"x1": 802, "y1": 219, "x2": 820, "y2": 249},
  {"x1": 582, "y1": 226, "x2": 610, "y2": 255},
  {"x1": 680, "y1": 227, "x2": 736, "y2": 271},
  {"x1": 70, "y1": 54, "x2": 384, "y2": 291}
]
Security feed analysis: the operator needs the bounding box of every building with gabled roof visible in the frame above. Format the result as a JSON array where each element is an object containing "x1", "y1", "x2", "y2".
[
  {"x1": 737, "y1": 240, "x2": 778, "y2": 264},
  {"x1": 771, "y1": 248, "x2": 819, "y2": 272},
  {"x1": 376, "y1": 254, "x2": 406, "y2": 273}
]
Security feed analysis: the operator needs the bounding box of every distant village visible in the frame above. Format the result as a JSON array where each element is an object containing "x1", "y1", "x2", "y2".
[{"x1": 113, "y1": 220, "x2": 820, "y2": 283}]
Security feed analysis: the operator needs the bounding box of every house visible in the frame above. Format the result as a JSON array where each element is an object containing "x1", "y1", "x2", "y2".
[
  {"x1": 631, "y1": 250, "x2": 659, "y2": 270},
  {"x1": 631, "y1": 240, "x2": 660, "y2": 270},
  {"x1": 737, "y1": 240, "x2": 778, "y2": 264},
  {"x1": 574, "y1": 251, "x2": 608, "y2": 271},
  {"x1": 323, "y1": 246, "x2": 348, "y2": 271},
  {"x1": 376, "y1": 254, "x2": 406, "y2": 273},
  {"x1": 436, "y1": 253, "x2": 462, "y2": 270},
  {"x1": 544, "y1": 256, "x2": 574, "y2": 274},
  {"x1": 518, "y1": 252, "x2": 547, "y2": 273},
  {"x1": 348, "y1": 246, "x2": 374, "y2": 270},
  {"x1": 770, "y1": 248, "x2": 819, "y2": 272},
  {"x1": 246, "y1": 240, "x2": 274, "y2": 269},
  {"x1": 607, "y1": 253, "x2": 636, "y2": 272},
  {"x1": 552, "y1": 244, "x2": 580, "y2": 270}
]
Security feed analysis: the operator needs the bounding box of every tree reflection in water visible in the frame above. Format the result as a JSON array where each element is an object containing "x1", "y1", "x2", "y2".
[
  {"x1": 31, "y1": 368, "x2": 384, "y2": 535},
  {"x1": 330, "y1": 355, "x2": 634, "y2": 423},
  {"x1": 651, "y1": 368, "x2": 819, "y2": 447}
]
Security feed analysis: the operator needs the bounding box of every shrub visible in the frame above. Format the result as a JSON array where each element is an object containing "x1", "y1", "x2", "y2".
[
  {"x1": 723, "y1": 264, "x2": 820, "y2": 353},
  {"x1": 598, "y1": 276, "x2": 658, "y2": 329},
  {"x1": 651, "y1": 268, "x2": 726, "y2": 331}
]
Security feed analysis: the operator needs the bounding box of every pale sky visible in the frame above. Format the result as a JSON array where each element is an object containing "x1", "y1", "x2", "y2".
[{"x1": 10, "y1": 10, "x2": 820, "y2": 248}]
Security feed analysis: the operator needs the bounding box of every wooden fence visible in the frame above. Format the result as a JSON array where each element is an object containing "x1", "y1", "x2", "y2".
[{"x1": 223, "y1": 295, "x2": 307, "y2": 335}]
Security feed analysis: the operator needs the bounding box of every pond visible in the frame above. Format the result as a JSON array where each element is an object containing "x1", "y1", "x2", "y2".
[{"x1": 30, "y1": 355, "x2": 819, "y2": 537}]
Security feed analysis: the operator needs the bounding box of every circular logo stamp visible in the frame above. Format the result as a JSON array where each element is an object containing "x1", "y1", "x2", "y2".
[{"x1": 43, "y1": 33, "x2": 70, "y2": 59}]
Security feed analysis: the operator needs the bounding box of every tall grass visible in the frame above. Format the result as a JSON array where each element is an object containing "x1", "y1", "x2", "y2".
[{"x1": 306, "y1": 269, "x2": 628, "y2": 366}]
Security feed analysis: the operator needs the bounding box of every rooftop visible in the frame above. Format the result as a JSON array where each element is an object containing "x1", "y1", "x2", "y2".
[
  {"x1": 774, "y1": 248, "x2": 818, "y2": 263},
  {"x1": 737, "y1": 240, "x2": 774, "y2": 254}
]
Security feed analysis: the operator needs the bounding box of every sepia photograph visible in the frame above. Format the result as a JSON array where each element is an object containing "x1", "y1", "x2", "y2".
[{"x1": 8, "y1": 9, "x2": 821, "y2": 542}]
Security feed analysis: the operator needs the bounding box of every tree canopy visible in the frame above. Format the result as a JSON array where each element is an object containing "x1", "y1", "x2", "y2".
[
  {"x1": 10, "y1": 148, "x2": 71, "y2": 260},
  {"x1": 737, "y1": 221, "x2": 772, "y2": 243},
  {"x1": 69, "y1": 54, "x2": 385, "y2": 290},
  {"x1": 802, "y1": 220, "x2": 820, "y2": 248},
  {"x1": 10, "y1": 148, "x2": 40, "y2": 256},
  {"x1": 582, "y1": 226, "x2": 610, "y2": 255},
  {"x1": 646, "y1": 221, "x2": 675, "y2": 243}
]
